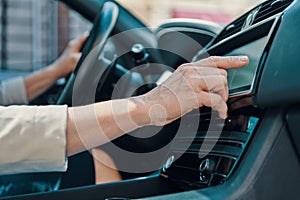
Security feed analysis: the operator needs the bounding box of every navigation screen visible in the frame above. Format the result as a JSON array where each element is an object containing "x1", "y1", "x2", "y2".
[{"x1": 226, "y1": 36, "x2": 268, "y2": 95}]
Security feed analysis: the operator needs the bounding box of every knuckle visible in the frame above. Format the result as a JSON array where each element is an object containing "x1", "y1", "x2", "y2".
[
  {"x1": 214, "y1": 94, "x2": 224, "y2": 105},
  {"x1": 70, "y1": 55, "x2": 79, "y2": 63},
  {"x1": 209, "y1": 56, "x2": 218, "y2": 65},
  {"x1": 67, "y1": 43, "x2": 74, "y2": 49},
  {"x1": 179, "y1": 63, "x2": 191, "y2": 69},
  {"x1": 176, "y1": 65, "x2": 186, "y2": 74},
  {"x1": 182, "y1": 67, "x2": 195, "y2": 77},
  {"x1": 177, "y1": 64, "x2": 187, "y2": 72},
  {"x1": 227, "y1": 56, "x2": 234, "y2": 63},
  {"x1": 68, "y1": 40, "x2": 77, "y2": 48},
  {"x1": 222, "y1": 76, "x2": 228, "y2": 84},
  {"x1": 219, "y1": 69, "x2": 227, "y2": 77}
]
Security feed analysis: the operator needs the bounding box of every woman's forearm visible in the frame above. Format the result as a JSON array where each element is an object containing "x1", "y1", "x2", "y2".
[
  {"x1": 24, "y1": 66, "x2": 59, "y2": 101},
  {"x1": 66, "y1": 97, "x2": 150, "y2": 156}
]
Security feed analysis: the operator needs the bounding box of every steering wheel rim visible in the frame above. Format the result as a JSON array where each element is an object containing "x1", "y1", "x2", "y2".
[{"x1": 56, "y1": 2, "x2": 119, "y2": 106}]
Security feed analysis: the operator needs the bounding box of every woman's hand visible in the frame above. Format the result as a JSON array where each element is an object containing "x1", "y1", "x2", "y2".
[
  {"x1": 51, "y1": 33, "x2": 88, "y2": 79},
  {"x1": 24, "y1": 33, "x2": 88, "y2": 101},
  {"x1": 137, "y1": 56, "x2": 249, "y2": 126}
]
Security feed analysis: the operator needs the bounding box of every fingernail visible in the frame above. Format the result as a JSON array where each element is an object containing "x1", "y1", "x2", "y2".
[
  {"x1": 219, "y1": 112, "x2": 227, "y2": 119},
  {"x1": 239, "y1": 56, "x2": 248, "y2": 63}
]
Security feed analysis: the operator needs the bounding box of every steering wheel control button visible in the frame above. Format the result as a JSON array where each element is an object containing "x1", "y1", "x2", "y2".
[{"x1": 162, "y1": 155, "x2": 175, "y2": 172}]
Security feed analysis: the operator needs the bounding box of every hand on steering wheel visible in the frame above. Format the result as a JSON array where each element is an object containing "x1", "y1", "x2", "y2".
[{"x1": 57, "y1": 2, "x2": 119, "y2": 106}]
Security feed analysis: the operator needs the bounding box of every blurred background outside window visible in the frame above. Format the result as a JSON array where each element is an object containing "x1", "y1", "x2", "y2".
[
  {"x1": 117, "y1": 0, "x2": 265, "y2": 26},
  {"x1": 0, "y1": 0, "x2": 264, "y2": 74},
  {"x1": 0, "y1": 0, "x2": 90, "y2": 76}
]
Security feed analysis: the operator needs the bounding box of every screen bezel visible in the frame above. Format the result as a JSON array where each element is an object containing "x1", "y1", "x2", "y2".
[
  {"x1": 196, "y1": 14, "x2": 280, "y2": 97},
  {"x1": 225, "y1": 36, "x2": 269, "y2": 95}
]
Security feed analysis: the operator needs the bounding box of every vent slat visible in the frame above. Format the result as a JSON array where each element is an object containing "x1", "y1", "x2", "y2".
[
  {"x1": 173, "y1": 143, "x2": 242, "y2": 158},
  {"x1": 254, "y1": 1, "x2": 292, "y2": 23},
  {"x1": 174, "y1": 131, "x2": 249, "y2": 143}
]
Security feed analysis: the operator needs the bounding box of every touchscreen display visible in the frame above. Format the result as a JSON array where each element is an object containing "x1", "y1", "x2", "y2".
[{"x1": 226, "y1": 36, "x2": 268, "y2": 95}]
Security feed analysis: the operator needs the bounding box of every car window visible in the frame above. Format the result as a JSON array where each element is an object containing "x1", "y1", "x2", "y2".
[
  {"x1": 0, "y1": 0, "x2": 91, "y2": 74},
  {"x1": 116, "y1": 0, "x2": 265, "y2": 26}
]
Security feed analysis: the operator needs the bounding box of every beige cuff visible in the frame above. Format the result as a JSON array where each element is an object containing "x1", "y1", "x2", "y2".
[{"x1": 0, "y1": 77, "x2": 28, "y2": 105}]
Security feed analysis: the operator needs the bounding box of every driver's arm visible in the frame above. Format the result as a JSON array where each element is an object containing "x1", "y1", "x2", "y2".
[
  {"x1": 0, "y1": 34, "x2": 87, "y2": 106},
  {"x1": 66, "y1": 56, "x2": 249, "y2": 155},
  {"x1": 0, "y1": 56, "x2": 248, "y2": 176}
]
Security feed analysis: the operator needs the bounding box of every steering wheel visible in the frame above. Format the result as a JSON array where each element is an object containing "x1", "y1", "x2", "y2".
[{"x1": 56, "y1": 2, "x2": 119, "y2": 106}]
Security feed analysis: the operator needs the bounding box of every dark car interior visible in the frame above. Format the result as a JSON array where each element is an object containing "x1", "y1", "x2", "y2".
[{"x1": 1, "y1": 0, "x2": 300, "y2": 199}]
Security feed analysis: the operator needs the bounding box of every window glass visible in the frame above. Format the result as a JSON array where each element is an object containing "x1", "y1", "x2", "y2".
[{"x1": 0, "y1": 0, "x2": 91, "y2": 73}]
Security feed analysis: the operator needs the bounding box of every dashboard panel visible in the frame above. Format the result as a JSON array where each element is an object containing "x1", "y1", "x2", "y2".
[
  {"x1": 155, "y1": 0, "x2": 295, "y2": 195},
  {"x1": 3, "y1": 0, "x2": 300, "y2": 200}
]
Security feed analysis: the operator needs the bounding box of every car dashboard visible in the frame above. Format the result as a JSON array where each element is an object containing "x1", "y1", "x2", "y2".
[{"x1": 3, "y1": 0, "x2": 300, "y2": 199}]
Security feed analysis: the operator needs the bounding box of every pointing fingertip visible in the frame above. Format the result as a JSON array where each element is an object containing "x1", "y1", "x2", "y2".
[{"x1": 239, "y1": 56, "x2": 249, "y2": 63}]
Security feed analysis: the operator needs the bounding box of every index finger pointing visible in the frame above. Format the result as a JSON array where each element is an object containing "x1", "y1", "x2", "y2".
[{"x1": 194, "y1": 56, "x2": 249, "y2": 69}]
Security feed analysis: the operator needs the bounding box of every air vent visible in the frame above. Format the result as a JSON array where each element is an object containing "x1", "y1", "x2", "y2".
[
  {"x1": 211, "y1": 15, "x2": 248, "y2": 45},
  {"x1": 253, "y1": 0, "x2": 293, "y2": 24},
  {"x1": 211, "y1": 0, "x2": 293, "y2": 46},
  {"x1": 160, "y1": 108, "x2": 259, "y2": 189}
]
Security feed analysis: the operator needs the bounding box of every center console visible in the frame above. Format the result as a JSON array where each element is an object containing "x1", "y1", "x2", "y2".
[{"x1": 159, "y1": 0, "x2": 286, "y2": 190}]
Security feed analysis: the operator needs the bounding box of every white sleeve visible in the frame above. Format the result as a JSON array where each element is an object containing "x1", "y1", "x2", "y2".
[
  {"x1": 0, "y1": 105, "x2": 68, "y2": 175},
  {"x1": 0, "y1": 77, "x2": 28, "y2": 105}
]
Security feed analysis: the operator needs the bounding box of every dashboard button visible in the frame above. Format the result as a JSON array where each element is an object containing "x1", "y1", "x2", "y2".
[{"x1": 199, "y1": 158, "x2": 216, "y2": 175}]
